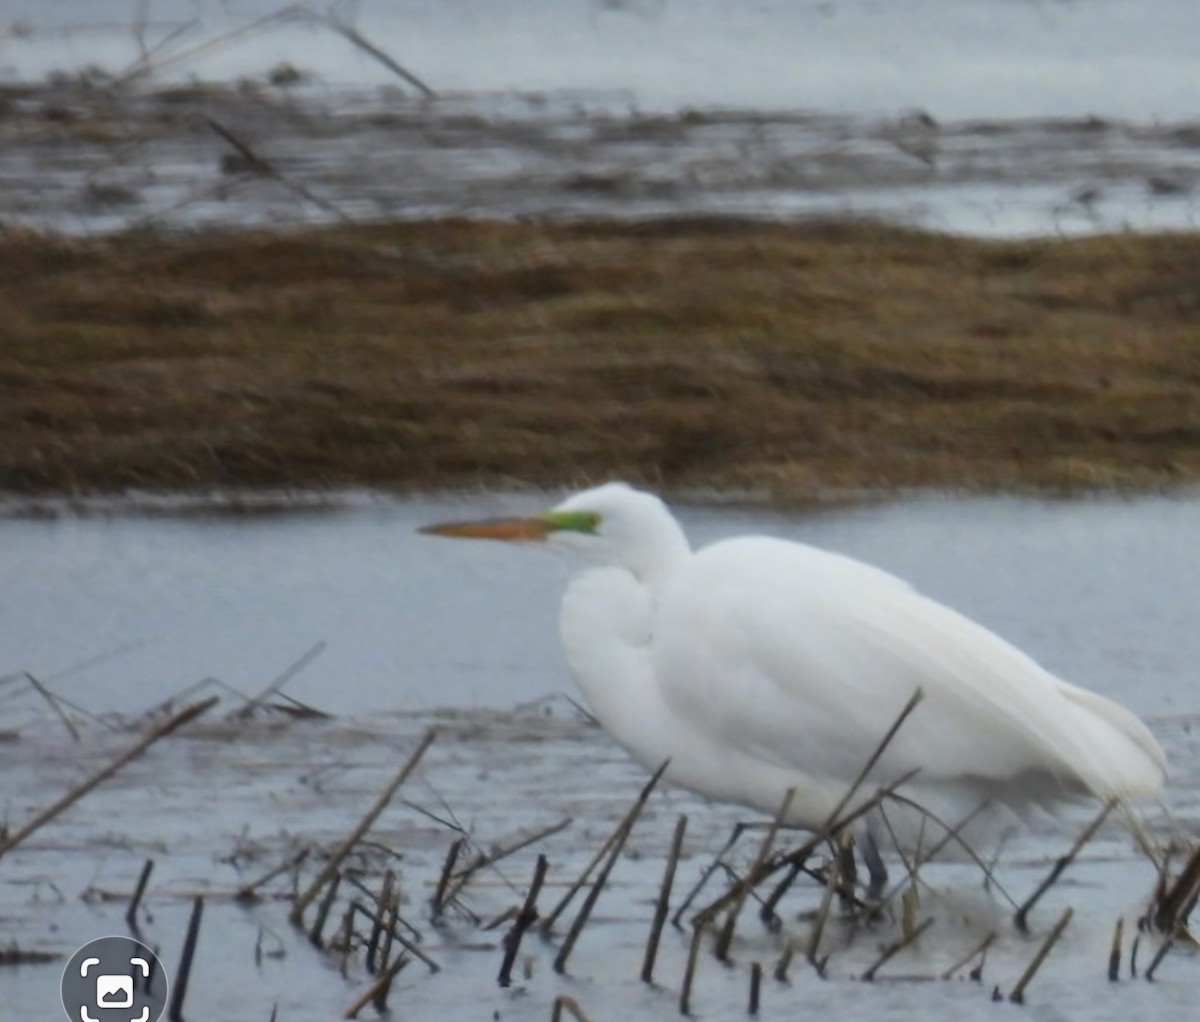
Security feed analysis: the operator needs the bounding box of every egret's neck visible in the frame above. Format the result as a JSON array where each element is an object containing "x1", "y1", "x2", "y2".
[{"x1": 631, "y1": 515, "x2": 691, "y2": 596}]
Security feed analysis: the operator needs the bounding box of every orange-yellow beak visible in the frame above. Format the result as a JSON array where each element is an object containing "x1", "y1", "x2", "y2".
[{"x1": 419, "y1": 516, "x2": 553, "y2": 543}]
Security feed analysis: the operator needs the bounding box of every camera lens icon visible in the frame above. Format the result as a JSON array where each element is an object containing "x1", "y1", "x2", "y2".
[{"x1": 61, "y1": 936, "x2": 168, "y2": 1022}]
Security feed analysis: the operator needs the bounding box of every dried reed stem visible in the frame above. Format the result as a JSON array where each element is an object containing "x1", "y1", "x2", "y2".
[
  {"x1": 126, "y1": 858, "x2": 155, "y2": 929},
  {"x1": 1014, "y1": 799, "x2": 1114, "y2": 933},
  {"x1": 1108, "y1": 916, "x2": 1124, "y2": 981},
  {"x1": 861, "y1": 917, "x2": 934, "y2": 981},
  {"x1": 550, "y1": 995, "x2": 596, "y2": 1022},
  {"x1": 168, "y1": 896, "x2": 204, "y2": 1022},
  {"x1": 236, "y1": 848, "x2": 311, "y2": 904},
  {"x1": 715, "y1": 788, "x2": 796, "y2": 962},
  {"x1": 939, "y1": 931, "x2": 995, "y2": 981},
  {"x1": 679, "y1": 923, "x2": 706, "y2": 1016},
  {"x1": 291, "y1": 729, "x2": 435, "y2": 924},
  {"x1": 499, "y1": 854, "x2": 549, "y2": 988},
  {"x1": 643, "y1": 814, "x2": 688, "y2": 984},
  {"x1": 1008, "y1": 907, "x2": 1073, "y2": 1004},
  {"x1": 0, "y1": 697, "x2": 218, "y2": 860},
  {"x1": 446, "y1": 816, "x2": 571, "y2": 905},
  {"x1": 343, "y1": 953, "x2": 409, "y2": 1019},
  {"x1": 553, "y1": 762, "x2": 668, "y2": 974}
]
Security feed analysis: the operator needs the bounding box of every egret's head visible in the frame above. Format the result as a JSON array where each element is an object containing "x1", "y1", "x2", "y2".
[{"x1": 420, "y1": 481, "x2": 689, "y2": 579}]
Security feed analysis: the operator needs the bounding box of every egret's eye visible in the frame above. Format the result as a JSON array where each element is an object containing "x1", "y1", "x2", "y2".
[{"x1": 543, "y1": 510, "x2": 601, "y2": 534}]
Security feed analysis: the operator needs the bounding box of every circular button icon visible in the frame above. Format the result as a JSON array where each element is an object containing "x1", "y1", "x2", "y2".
[{"x1": 61, "y1": 935, "x2": 169, "y2": 1022}]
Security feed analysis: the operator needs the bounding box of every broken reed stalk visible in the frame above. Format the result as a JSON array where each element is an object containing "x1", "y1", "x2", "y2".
[
  {"x1": 758, "y1": 860, "x2": 803, "y2": 929},
  {"x1": 860, "y1": 917, "x2": 934, "y2": 981},
  {"x1": 326, "y1": 18, "x2": 436, "y2": 97},
  {"x1": 236, "y1": 848, "x2": 311, "y2": 904},
  {"x1": 431, "y1": 837, "x2": 464, "y2": 920},
  {"x1": 366, "y1": 871, "x2": 395, "y2": 973},
  {"x1": 377, "y1": 892, "x2": 399, "y2": 980},
  {"x1": 0, "y1": 697, "x2": 218, "y2": 860},
  {"x1": 343, "y1": 953, "x2": 409, "y2": 1020},
  {"x1": 1144, "y1": 935, "x2": 1175, "y2": 981},
  {"x1": 642, "y1": 814, "x2": 688, "y2": 984},
  {"x1": 880, "y1": 795, "x2": 1016, "y2": 909},
  {"x1": 168, "y1": 896, "x2": 204, "y2": 1022},
  {"x1": 309, "y1": 872, "x2": 342, "y2": 949},
  {"x1": 23, "y1": 673, "x2": 81, "y2": 741},
  {"x1": 348, "y1": 901, "x2": 441, "y2": 973},
  {"x1": 715, "y1": 788, "x2": 796, "y2": 962},
  {"x1": 550, "y1": 995, "x2": 596, "y2": 1022},
  {"x1": 445, "y1": 816, "x2": 571, "y2": 906},
  {"x1": 939, "y1": 931, "x2": 996, "y2": 981},
  {"x1": 1008, "y1": 907, "x2": 1073, "y2": 1004},
  {"x1": 1108, "y1": 917, "x2": 1124, "y2": 981},
  {"x1": 806, "y1": 843, "x2": 841, "y2": 969},
  {"x1": 553, "y1": 761, "x2": 669, "y2": 974},
  {"x1": 125, "y1": 858, "x2": 155, "y2": 929},
  {"x1": 672, "y1": 823, "x2": 753, "y2": 929},
  {"x1": 232, "y1": 641, "x2": 326, "y2": 719},
  {"x1": 1154, "y1": 844, "x2": 1200, "y2": 931},
  {"x1": 205, "y1": 118, "x2": 353, "y2": 223},
  {"x1": 291, "y1": 729, "x2": 435, "y2": 925},
  {"x1": 748, "y1": 961, "x2": 763, "y2": 1015},
  {"x1": 690, "y1": 693, "x2": 923, "y2": 929},
  {"x1": 772, "y1": 938, "x2": 798, "y2": 983},
  {"x1": 499, "y1": 854, "x2": 549, "y2": 988},
  {"x1": 1014, "y1": 798, "x2": 1115, "y2": 932},
  {"x1": 692, "y1": 767, "x2": 921, "y2": 928},
  {"x1": 679, "y1": 923, "x2": 706, "y2": 1016}
]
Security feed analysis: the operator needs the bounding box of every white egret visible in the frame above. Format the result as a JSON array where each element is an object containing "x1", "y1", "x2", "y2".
[{"x1": 422, "y1": 482, "x2": 1166, "y2": 888}]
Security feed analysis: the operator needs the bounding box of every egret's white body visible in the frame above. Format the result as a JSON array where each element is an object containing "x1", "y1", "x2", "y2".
[{"x1": 425, "y1": 482, "x2": 1166, "y2": 859}]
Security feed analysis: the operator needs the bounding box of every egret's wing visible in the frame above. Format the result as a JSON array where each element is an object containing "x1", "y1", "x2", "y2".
[{"x1": 654, "y1": 537, "x2": 1164, "y2": 806}]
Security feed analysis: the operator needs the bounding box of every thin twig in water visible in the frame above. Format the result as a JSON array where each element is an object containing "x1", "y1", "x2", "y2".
[
  {"x1": 206, "y1": 118, "x2": 353, "y2": 224},
  {"x1": 642, "y1": 814, "x2": 688, "y2": 984},
  {"x1": 291, "y1": 729, "x2": 435, "y2": 924},
  {"x1": 553, "y1": 761, "x2": 668, "y2": 974},
  {"x1": 343, "y1": 953, "x2": 409, "y2": 1019},
  {"x1": 499, "y1": 854, "x2": 549, "y2": 988},
  {"x1": 1108, "y1": 916, "x2": 1124, "y2": 981},
  {"x1": 325, "y1": 17, "x2": 436, "y2": 97},
  {"x1": 1154, "y1": 844, "x2": 1200, "y2": 932},
  {"x1": 544, "y1": 764, "x2": 666, "y2": 934},
  {"x1": 126, "y1": 858, "x2": 155, "y2": 930},
  {"x1": 236, "y1": 848, "x2": 310, "y2": 904},
  {"x1": 1008, "y1": 907, "x2": 1073, "y2": 1004},
  {"x1": 1144, "y1": 934, "x2": 1175, "y2": 981},
  {"x1": 232, "y1": 642, "x2": 327, "y2": 719},
  {"x1": 861, "y1": 917, "x2": 934, "y2": 981},
  {"x1": 1014, "y1": 799, "x2": 1115, "y2": 932},
  {"x1": 0, "y1": 698, "x2": 218, "y2": 860},
  {"x1": 550, "y1": 995, "x2": 596, "y2": 1022},
  {"x1": 22, "y1": 673, "x2": 81, "y2": 740},
  {"x1": 939, "y1": 931, "x2": 995, "y2": 981},
  {"x1": 679, "y1": 923, "x2": 705, "y2": 1016},
  {"x1": 715, "y1": 787, "x2": 795, "y2": 961},
  {"x1": 168, "y1": 897, "x2": 204, "y2": 1022},
  {"x1": 444, "y1": 816, "x2": 571, "y2": 905}
]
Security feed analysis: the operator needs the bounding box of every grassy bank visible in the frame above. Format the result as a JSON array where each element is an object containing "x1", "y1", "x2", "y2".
[{"x1": 3, "y1": 218, "x2": 1199, "y2": 502}]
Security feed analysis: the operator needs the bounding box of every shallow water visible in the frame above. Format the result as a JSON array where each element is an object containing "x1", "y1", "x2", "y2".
[
  {"x1": 3, "y1": 0, "x2": 1197, "y2": 122},
  {"x1": 1, "y1": 1, "x2": 1197, "y2": 236},
  {"x1": 2, "y1": 492, "x2": 1200, "y2": 1019},
  {"x1": 4, "y1": 491, "x2": 1199, "y2": 720}
]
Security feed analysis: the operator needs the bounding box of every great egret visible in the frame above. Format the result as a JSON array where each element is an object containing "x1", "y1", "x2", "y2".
[{"x1": 422, "y1": 482, "x2": 1166, "y2": 887}]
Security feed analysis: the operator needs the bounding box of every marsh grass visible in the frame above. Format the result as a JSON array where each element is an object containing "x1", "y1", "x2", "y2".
[{"x1": 3, "y1": 218, "x2": 1199, "y2": 501}]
